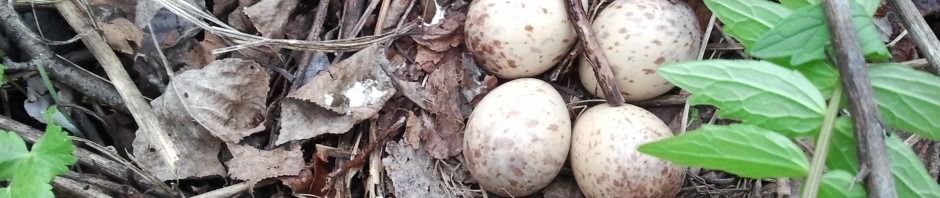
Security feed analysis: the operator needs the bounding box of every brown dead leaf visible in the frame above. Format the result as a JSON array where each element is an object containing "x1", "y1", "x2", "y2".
[
  {"x1": 132, "y1": 81, "x2": 226, "y2": 181},
  {"x1": 183, "y1": 32, "x2": 225, "y2": 70},
  {"x1": 169, "y1": 58, "x2": 270, "y2": 143},
  {"x1": 244, "y1": 0, "x2": 300, "y2": 39},
  {"x1": 280, "y1": 153, "x2": 331, "y2": 196},
  {"x1": 226, "y1": 144, "x2": 304, "y2": 186},
  {"x1": 404, "y1": 111, "x2": 422, "y2": 149},
  {"x1": 412, "y1": 13, "x2": 466, "y2": 72},
  {"x1": 277, "y1": 44, "x2": 397, "y2": 145},
  {"x1": 423, "y1": 50, "x2": 465, "y2": 159},
  {"x1": 100, "y1": 18, "x2": 143, "y2": 55},
  {"x1": 382, "y1": 140, "x2": 449, "y2": 198}
]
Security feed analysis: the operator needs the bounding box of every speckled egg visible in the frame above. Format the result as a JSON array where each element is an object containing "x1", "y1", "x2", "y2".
[
  {"x1": 570, "y1": 103, "x2": 683, "y2": 198},
  {"x1": 578, "y1": 0, "x2": 701, "y2": 102},
  {"x1": 465, "y1": 0, "x2": 578, "y2": 79},
  {"x1": 463, "y1": 78, "x2": 571, "y2": 197}
]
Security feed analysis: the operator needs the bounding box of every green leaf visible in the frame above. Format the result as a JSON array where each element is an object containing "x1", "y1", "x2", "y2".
[
  {"x1": 659, "y1": 60, "x2": 825, "y2": 137},
  {"x1": 638, "y1": 124, "x2": 809, "y2": 178},
  {"x1": 818, "y1": 170, "x2": 866, "y2": 198},
  {"x1": 886, "y1": 135, "x2": 940, "y2": 197},
  {"x1": 869, "y1": 63, "x2": 940, "y2": 141},
  {"x1": 824, "y1": 118, "x2": 940, "y2": 197},
  {"x1": 0, "y1": 122, "x2": 77, "y2": 198},
  {"x1": 826, "y1": 117, "x2": 860, "y2": 173},
  {"x1": 750, "y1": 3, "x2": 890, "y2": 67},
  {"x1": 779, "y1": 0, "x2": 879, "y2": 16},
  {"x1": 795, "y1": 61, "x2": 839, "y2": 97},
  {"x1": 703, "y1": 0, "x2": 791, "y2": 48}
]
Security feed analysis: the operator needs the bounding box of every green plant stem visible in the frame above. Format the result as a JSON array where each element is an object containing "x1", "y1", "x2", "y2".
[
  {"x1": 33, "y1": 59, "x2": 59, "y2": 103},
  {"x1": 802, "y1": 84, "x2": 844, "y2": 198}
]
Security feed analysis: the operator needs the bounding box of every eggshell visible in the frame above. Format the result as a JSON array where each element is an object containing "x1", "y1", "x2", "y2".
[
  {"x1": 465, "y1": 0, "x2": 578, "y2": 79},
  {"x1": 578, "y1": 0, "x2": 701, "y2": 101},
  {"x1": 570, "y1": 103, "x2": 683, "y2": 198},
  {"x1": 463, "y1": 78, "x2": 572, "y2": 197}
]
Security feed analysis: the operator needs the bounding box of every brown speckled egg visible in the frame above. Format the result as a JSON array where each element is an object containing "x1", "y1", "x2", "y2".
[
  {"x1": 570, "y1": 103, "x2": 683, "y2": 198},
  {"x1": 465, "y1": 0, "x2": 578, "y2": 79},
  {"x1": 463, "y1": 78, "x2": 571, "y2": 197},
  {"x1": 579, "y1": 0, "x2": 701, "y2": 102}
]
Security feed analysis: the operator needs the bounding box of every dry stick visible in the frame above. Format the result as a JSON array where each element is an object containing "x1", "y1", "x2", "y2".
[
  {"x1": 0, "y1": 2, "x2": 127, "y2": 113},
  {"x1": 291, "y1": 0, "x2": 331, "y2": 91},
  {"x1": 564, "y1": 0, "x2": 624, "y2": 106},
  {"x1": 822, "y1": 0, "x2": 896, "y2": 197},
  {"x1": 54, "y1": 1, "x2": 179, "y2": 167},
  {"x1": 52, "y1": 176, "x2": 111, "y2": 198},
  {"x1": 374, "y1": 0, "x2": 392, "y2": 34},
  {"x1": 887, "y1": 0, "x2": 940, "y2": 74}
]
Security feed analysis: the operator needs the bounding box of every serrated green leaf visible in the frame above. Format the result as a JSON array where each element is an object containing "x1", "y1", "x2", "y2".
[
  {"x1": 638, "y1": 124, "x2": 809, "y2": 178},
  {"x1": 885, "y1": 135, "x2": 940, "y2": 197},
  {"x1": 869, "y1": 63, "x2": 940, "y2": 141},
  {"x1": 659, "y1": 60, "x2": 825, "y2": 137},
  {"x1": 0, "y1": 64, "x2": 5, "y2": 85},
  {"x1": 0, "y1": 131, "x2": 28, "y2": 180},
  {"x1": 0, "y1": 122, "x2": 76, "y2": 198},
  {"x1": 826, "y1": 117, "x2": 860, "y2": 173},
  {"x1": 703, "y1": 0, "x2": 791, "y2": 48},
  {"x1": 779, "y1": 0, "x2": 879, "y2": 16},
  {"x1": 795, "y1": 61, "x2": 839, "y2": 97},
  {"x1": 818, "y1": 170, "x2": 866, "y2": 198},
  {"x1": 750, "y1": 3, "x2": 890, "y2": 67}
]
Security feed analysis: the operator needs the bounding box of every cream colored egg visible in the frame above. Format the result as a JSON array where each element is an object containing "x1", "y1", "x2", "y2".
[
  {"x1": 463, "y1": 78, "x2": 571, "y2": 197},
  {"x1": 465, "y1": 0, "x2": 578, "y2": 79},
  {"x1": 570, "y1": 103, "x2": 683, "y2": 198},
  {"x1": 579, "y1": 0, "x2": 701, "y2": 101}
]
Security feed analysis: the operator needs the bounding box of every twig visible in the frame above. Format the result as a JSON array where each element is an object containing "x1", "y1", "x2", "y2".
[
  {"x1": 327, "y1": 109, "x2": 407, "y2": 178},
  {"x1": 564, "y1": 0, "x2": 624, "y2": 106},
  {"x1": 0, "y1": 1, "x2": 128, "y2": 113},
  {"x1": 802, "y1": 85, "x2": 844, "y2": 198},
  {"x1": 191, "y1": 179, "x2": 277, "y2": 198},
  {"x1": 55, "y1": 0, "x2": 180, "y2": 168},
  {"x1": 887, "y1": 0, "x2": 940, "y2": 74},
  {"x1": 52, "y1": 176, "x2": 111, "y2": 198},
  {"x1": 822, "y1": 0, "x2": 896, "y2": 197}
]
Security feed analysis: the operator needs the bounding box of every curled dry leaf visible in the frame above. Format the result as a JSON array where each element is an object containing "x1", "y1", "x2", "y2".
[
  {"x1": 100, "y1": 18, "x2": 143, "y2": 55},
  {"x1": 170, "y1": 58, "x2": 270, "y2": 143},
  {"x1": 412, "y1": 12, "x2": 467, "y2": 72},
  {"x1": 277, "y1": 44, "x2": 397, "y2": 145},
  {"x1": 225, "y1": 144, "x2": 304, "y2": 187},
  {"x1": 244, "y1": 0, "x2": 300, "y2": 38},
  {"x1": 382, "y1": 140, "x2": 449, "y2": 198},
  {"x1": 279, "y1": 154, "x2": 331, "y2": 196}
]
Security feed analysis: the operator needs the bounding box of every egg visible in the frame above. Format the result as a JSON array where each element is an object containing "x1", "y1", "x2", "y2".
[
  {"x1": 463, "y1": 78, "x2": 571, "y2": 197},
  {"x1": 465, "y1": 0, "x2": 578, "y2": 79},
  {"x1": 578, "y1": 0, "x2": 701, "y2": 102},
  {"x1": 570, "y1": 103, "x2": 683, "y2": 198}
]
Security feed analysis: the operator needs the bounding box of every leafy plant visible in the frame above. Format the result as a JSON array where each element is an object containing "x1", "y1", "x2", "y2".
[
  {"x1": 637, "y1": 0, "x2": 940, "y2": 196},
  {"x1": 0, "y1": 107, "x2": 77, "y2": 198}
]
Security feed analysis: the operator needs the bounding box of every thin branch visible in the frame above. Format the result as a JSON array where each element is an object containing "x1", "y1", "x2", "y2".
[
  {"x1": 564, "y1": 0, "x2": 624, "y2": 106},
  {"x1": 887, "y1": 0, "x2": 940, "y2": 74},
  {"x1": 822, "y1": 0, "x2": 896, "y2": 197}
]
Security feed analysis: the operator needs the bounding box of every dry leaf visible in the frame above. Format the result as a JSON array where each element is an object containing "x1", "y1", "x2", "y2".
[
  {"x1": 423, "y1": 51, "x2": 465, "y2": 159},
  {"x1": 226, "y1": 144, "x2": 304, "y2": 186},
  {"x1": 412, "y1": 13, "x2": 466, "y2": 72},
  {"x1": 382, "y1": 140, "x2": 448, "y2": 198},
  {"x1": 244, "y1": 0, "x2": 300, "y2": 38},
  {"x1": 183, "y1": 32, "x2": 224, "y2": 70},
  {"x1": 100, "y1": 18, "x2": 143, "y2": 55},
  {"x1": 279, "y1": 154, "x2": 330, "y2": 196},
  {"x1": 132, "y1": 77, "x2": 227, "y2": 181},
  {"x1": 404, "y1": 111, "x2": 422, "y2": 149},
  {"x1": 277, "y1": 44, "x2": 397, "y2": 145},
  {"x1": 170, "y1": 58, "x2": 269, "y2": 143}
]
